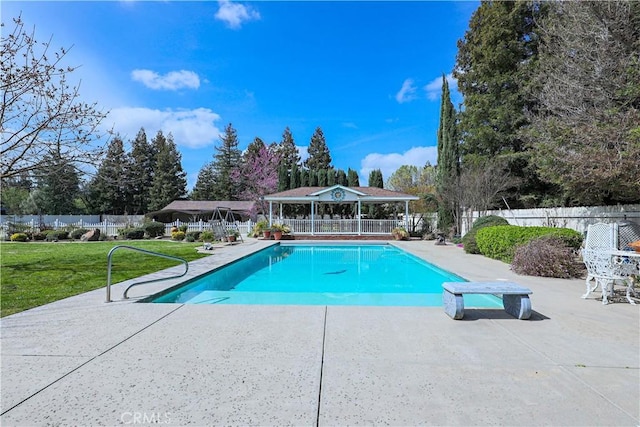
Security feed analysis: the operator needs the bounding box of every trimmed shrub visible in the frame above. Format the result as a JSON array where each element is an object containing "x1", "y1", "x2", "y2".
[
  {"x1": 10, "y1": 233, "x2": 28, "y2": 242},
  {"x1": 186, "y1": 231, "x2": 201, "y2": 241},
  {"x1": 124, "y1": 228, "x2": 145, "y2": 240},
  {"x1": 200, "y1": 231, "x2": 215, "y2": 242},
  {"x1": 142, "y1": 222, "x2": 166, "y2": 238},
  {"x1": 32, "y1": 232, "x2": 47, "y2": 241},
  {"x1": 185, "y1": 234, "x2": 196, "y2": 242},
  {"x1": 171, "y1": 231, "x2": 186, "y2": 241},
  {"x1": 179, "y1": 224, "x2": 188, "y2": 233},
  {"x1": 462, "y1": 215, "x2": 509, "y2": 254},
  {"x1": 43, "y1": 230, "x2": 68, "y2": 241},
  {"x1": 476, "y1": 225, "x2": 583, "y2": 263},
  {"x1": 511, "y1": 236, "x2": 583, "y2": 278},
  {"x1": 70, "y1": 228, "x2": 89, "y2": 240}
]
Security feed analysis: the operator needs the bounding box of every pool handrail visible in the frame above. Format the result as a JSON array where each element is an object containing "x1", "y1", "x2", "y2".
[{"x1": 106, "y1": 245, "x2": 189, "y2": 302}]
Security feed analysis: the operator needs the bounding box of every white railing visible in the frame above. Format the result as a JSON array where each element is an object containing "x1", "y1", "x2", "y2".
[
  {"x1": 0, "y1": 217, "x2": 403, "y2": 239},
  {"x1": 282, "y1": 219, "x2": 402, "y2": 235}
]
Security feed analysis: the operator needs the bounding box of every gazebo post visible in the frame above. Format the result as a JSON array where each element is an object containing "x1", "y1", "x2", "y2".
[
  {"x1": 311, "y1": 201, "x2": 315, "y2": 235},
  {"x1": 405, "y1": 200, "x2": 409, "y2": 229},
  {"x1": 357, "y1": 200, "x2": 362, "y2": 235},
  {"x1": 269, "y1": 201, "x2": 273, "y2": 226}
]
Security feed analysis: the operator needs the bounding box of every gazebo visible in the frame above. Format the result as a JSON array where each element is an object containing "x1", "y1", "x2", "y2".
[{"x1": 263, "y1": 185, "x2": 419, "y2": 236}]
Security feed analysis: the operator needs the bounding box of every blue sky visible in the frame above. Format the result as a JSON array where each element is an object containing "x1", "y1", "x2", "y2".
[{"x1": 2, "y1": 1, "x2": 478, "y2": 189}]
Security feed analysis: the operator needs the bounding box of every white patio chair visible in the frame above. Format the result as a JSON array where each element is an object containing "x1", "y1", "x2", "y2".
[{"x1": 581, "y1": 223, "x2": 617, "y2": 302}]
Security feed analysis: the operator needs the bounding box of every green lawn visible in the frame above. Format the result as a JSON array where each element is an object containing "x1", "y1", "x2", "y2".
[{"x1": 0, "y1": 240, "x2": 211, "y2": 317}]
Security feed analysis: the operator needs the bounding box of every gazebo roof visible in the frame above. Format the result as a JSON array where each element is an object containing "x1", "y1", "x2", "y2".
[{"x1": 263, "y1": 185, "x2": 419, "y2": 202}]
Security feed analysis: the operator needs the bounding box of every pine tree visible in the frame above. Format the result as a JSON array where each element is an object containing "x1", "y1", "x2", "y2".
[
  {"x1": 88, "y1": 136, "x2": 132, "y2": 214},
  {"x1": 209, "y1": 123, "x2": 243, "y2": 200},
  {"x1": 34, "y1": 155, "x2": 81, "y2": 214},
  {"x1": 436, "y1": 74, "x2": 460, "y2": 233},
  {"x1": 191, "y1": 162, "x2": 217, "y2": 200},
  {"x1": 128, "y1": 128, "x2": 156, "y2": 214},
  {"x1": 148, "y1": 132, "x2": 187, "y2": 211},
  {"x1": 304, "y1": 127, "x2": 332, "y2": 171},
  {"x1": 277, "y1": 127, "x2": 301, "y2": 171}
]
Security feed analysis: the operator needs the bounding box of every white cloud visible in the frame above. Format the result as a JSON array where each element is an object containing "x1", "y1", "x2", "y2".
[
  {"x1": 395, "y1": 78, "x2": 418, "y2": 104},
  {"x1": 424, "y1": 73, "x2": 457, "y2": 101},
  {"x1": 106, "y1": 107, "x2": 222, "y2": 149},
  {"x1": 215, "y1": 0, "x2": 261, "y2": 29},
  {"x1": 359, "y1": 146, "x2": 438, "y2": 185},
  {"x1": 131, "y1": 69, "x2": 200, "y2": 91},
  {"x1": 342, "y1": 122, "x2": 358, "y2": 129}
]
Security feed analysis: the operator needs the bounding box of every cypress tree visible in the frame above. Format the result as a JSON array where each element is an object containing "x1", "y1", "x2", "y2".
[
  {"x1": 347, "y1": 168, "x2": 360, "y2": 187},
  {"x1": 128, "y1": 128, "x2": 155, "y2": 214},
  {"x1": 436, "y1": 74, "x2": 460, "y2": 233},
  {"x1": 304, "y1": 127, "x2": 332, "y2": 171}
]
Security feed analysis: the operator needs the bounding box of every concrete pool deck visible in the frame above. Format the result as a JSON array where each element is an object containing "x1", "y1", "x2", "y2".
[{"x1": 1, "y1": 239, "x2": 638, "y2": 426}]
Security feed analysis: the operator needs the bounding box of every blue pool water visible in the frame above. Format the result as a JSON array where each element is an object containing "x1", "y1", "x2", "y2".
[{"x1": 147, "y1": 244, "x2": 501, "y2": 307}]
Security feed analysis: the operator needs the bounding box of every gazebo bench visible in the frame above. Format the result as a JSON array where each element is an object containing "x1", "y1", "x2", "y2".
[{"x1": 442, "y1": 281, "x2": 533, "y2": 320}]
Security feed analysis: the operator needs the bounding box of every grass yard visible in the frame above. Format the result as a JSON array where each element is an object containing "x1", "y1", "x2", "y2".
[{"x1": 0, "y1": 240, "x2": 211, "y2": 317}]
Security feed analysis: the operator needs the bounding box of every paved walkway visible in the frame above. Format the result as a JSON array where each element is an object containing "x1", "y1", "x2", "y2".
[{"x1": 1, "y1": 239, "x2": 638, "y2": 426}]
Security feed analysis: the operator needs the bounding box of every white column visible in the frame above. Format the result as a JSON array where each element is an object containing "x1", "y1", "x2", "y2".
[
  {"x1": 357, "y1": 200, "x2": 362, "y2": 235},
  {"x1": 269, "y1": 201, "x2": 273, "y2": 226},
  {"x1": 279, "y1": 203, "x2": 283, "y2": 220},
  {"x1": 405, "y1": 201, "x2": 409, "y2": 228},
  {"x1": 311, "y1": 201, "x2": 315, "y2": 235}
]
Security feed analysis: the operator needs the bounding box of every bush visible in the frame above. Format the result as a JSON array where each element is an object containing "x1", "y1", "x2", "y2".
[
  {"x1": 171, "y1": 231, "x2": 186, "y2": 241},
  {"x1": 123, "y1": 228, "x2": 145, "y2": 240},
  {"x1": 10, "y1": 233, "x2": 28, "y2": 242},
  {"x1": 179, "y1": 224, "x2": 188, "y2": 233},
  {"x1": 142, "y1": 222, "x2": 166, "y2": 238},
  {"x1": 476, "y1": 225, "x2": 583, "y2": 263},
  {"x1": 43, "y1": 230, "x2": 69, "y2": 242},
  {"x1": 462, "y1": 215, "x2": 509, "y2": 254},
  {"x1": 31, "y1": 232, "x2": 47, "y2": 241},
  {"x1": 511, "y1": 236, "x2": 583, "y2": 278},
  {"x1": 70, "y1": 228, "x2": 89, "y2": 240},
  {"x1": 200, "y1": 231, "x2": 215, "y2": 242},
  {"x1": 185, "y1": 234, "x2": 195, "y2": 242},
  {"x1": 391, "y1": 227, "x2": 409, "y2": 240},
  {"x1": 186, "y1": 231, "x2": 201, "y2": 241},
  {"x1": 250, "y1": 220, "x2": 269, "y2": 237}
]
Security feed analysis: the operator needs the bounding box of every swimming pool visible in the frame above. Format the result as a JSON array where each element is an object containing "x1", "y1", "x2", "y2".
[{"x1": 146, "y1": 243, "x2": 501, "y2": 307}]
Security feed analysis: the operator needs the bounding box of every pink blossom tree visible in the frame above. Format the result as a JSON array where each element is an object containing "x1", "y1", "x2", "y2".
[{"x1": 230, "y1": 144, "x2": 279, "y2": 219}]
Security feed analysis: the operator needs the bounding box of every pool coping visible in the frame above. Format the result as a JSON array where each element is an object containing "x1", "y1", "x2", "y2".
[{"x1": 1, "y1": 238, "x2": 638, "y2": 425}]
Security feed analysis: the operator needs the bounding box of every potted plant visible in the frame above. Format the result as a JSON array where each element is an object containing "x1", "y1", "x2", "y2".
[
  {"x1": 252, "y1": 220, "x2": 270, "y2": 239},
  {"x1": 270, "y1": 223, "x2": 291, "y2": 241},
  {"x1": 391, "y1": 227, "x2": 409, "y2": 241},
  {"x1": 227, "y1": 229, "x2": 240, "y2": 243}
]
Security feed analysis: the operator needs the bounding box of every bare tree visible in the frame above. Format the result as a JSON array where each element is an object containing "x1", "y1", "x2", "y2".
[
  {"x1": 526, "y1": 1, "x2": 640, "y2": 205},
  {"x1": 1, "y1": 16, "x2": 108, "y2": 180}
]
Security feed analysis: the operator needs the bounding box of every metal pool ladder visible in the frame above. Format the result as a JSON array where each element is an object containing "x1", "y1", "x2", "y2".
[{"x1": 106, "y1": 245, "x2": 189, "y2": 302}]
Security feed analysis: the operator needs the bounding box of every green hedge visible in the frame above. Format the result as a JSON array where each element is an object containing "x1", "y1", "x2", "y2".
[
  {"x1": 142, "y1": 222, "x2": 166, "y2": 238},
  {"x1": 476, "y1": 225, "x2": 583, "y2": 263},
  {"x1": 462, "y1": 215, "x2": 509, "y2": 254}
]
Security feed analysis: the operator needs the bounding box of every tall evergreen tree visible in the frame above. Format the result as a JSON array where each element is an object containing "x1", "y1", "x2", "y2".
[
  {"x1": 436, "y1": 74, "x2": 460, "y2": 233},
  {"x1": 34, "y1": 155, "x2": 81, "y2": 214},
  {"x1": 277, "y1": 164, "x2": 289, "y2": 192},
  {"x1": 367, "y1": 169, "x2": 384, "y2": 218},
  {"x1": 336, "y1": 169, "x2": 348, "y2": 186},
  {"x1": 277, "y1": 127, "x2": 301, "y2": 171},
  {"x1": 317, "y1": 169, "x2": 328, "y2": 187},
  {"x1": 148, "y1": 132, "x2": 187, "y2": 211},
  {"x1": 128, "y1": 128, "x2": 156, "y2": 214},
  {"x1": 454, "y1": 1, "x2": 546, "y2": 207},
  {"x1": 304, "y1": 127, "x2": 332, "y2": 171},
  {"x1": 88, "y1": 136, "x2": 132, "y2": 214},
  {"x1": 347, "y1": 168, "x2": 360, "y2": 187},
  {"x1": 308, "y1": 169, "x2": 318, "y2": 186},
  {"x1": 289, "y1": 163, "x2": 300, "y2": 189},
  {"x1": 191, "y1": 162, "x2": 217, "y2": 200},
  {"x1": 210, "y1": 123, "x2": 243, "y2": 200},
  {"x1": 245, "y1": 137, "x2": 266, "y2": 159},
  {"x1": 326, "y1": 168, "x2": 336, "y2": 186},
  {"x1": 300, "y1": 168, "x2": 309, "y2": 187},
  {"x1": 368, "y1": 169, "x2": 384, "y2": 188}
]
